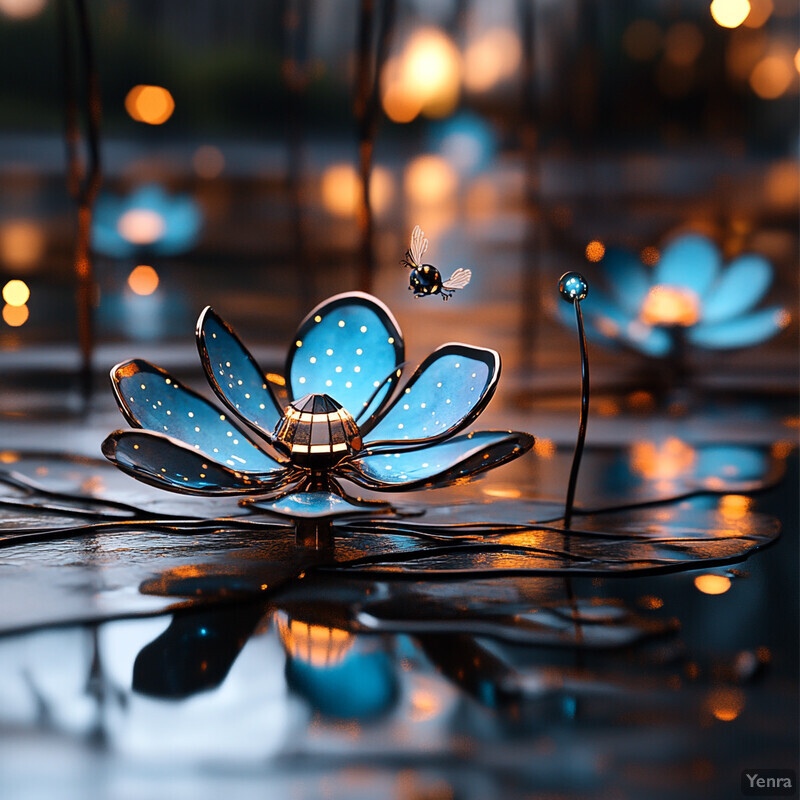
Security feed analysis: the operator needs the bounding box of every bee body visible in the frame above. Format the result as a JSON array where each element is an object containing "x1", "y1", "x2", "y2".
[{"x1": 401, "y1": 226, "x2": 472, "y2": 302}]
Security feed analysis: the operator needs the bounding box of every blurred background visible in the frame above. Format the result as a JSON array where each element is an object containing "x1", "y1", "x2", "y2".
[{"x1": 0, "y1": 0, "x2": 796, "y2": 417}]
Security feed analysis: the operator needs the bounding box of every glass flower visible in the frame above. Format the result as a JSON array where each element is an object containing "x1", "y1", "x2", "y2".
[
  {"x1": 102, "y1": 292, "x2": 534, "y2": 517},
  {"x1": 560, "y1": 233, "x2": 791, "y2": 356},
  {"x1": 92, "y1": 183, "x2": 202, "y2": 258}
]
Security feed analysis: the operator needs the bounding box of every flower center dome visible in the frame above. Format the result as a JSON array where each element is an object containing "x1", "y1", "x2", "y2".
[{"x1": 274, "y1": 393, "x2": 362, "y2": 468}]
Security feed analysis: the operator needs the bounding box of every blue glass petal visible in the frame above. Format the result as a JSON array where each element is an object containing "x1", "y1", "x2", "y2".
[
  {"x1": 603, "y1": 248, "x2": 651, "y2": 317},
  {"x1": 701, "y1": 254, "x2": 772, "y2": 324},
  {"x1": 286, "y1": 293, "x2": 404, "y2": 422},
  {"x1": 102, "y1": 430, "x2": 293, "y2": 495},
  {"x1": 654, "y1": 234, "x2": 720, "y2": 296},
  {"x1": 618, "y1": 320, "x2": 672, "y2": 357},
  {"x1": 687, "y1": 306, "x2": 788, "y2": 349},
  {"x1": 110, "y1": 359, "x2": 285, "y2": 472},
  {"x1": 196, "y1": 307, "x2": 285, "y2": 440},
  {"x1": 338, "y1": 430, "x2": 534, "y2": 491},
  {"x1": 364, "y1": 344, "x2": 499, "y2": 448},
  {"x1": 248, "y1": 490, "x2": 390, "y2": 519}
]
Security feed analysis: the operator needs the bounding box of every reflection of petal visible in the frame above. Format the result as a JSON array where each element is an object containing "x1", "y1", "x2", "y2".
[
  {"x1": 285, "y1": 293, "x2": 404, "y2": 422},
  {"x1": 110, "y1": 359, "x2": 285, "y2": 472},
  {"x1": 196, "y1": 307, "x2": 284, "y2": 440},
  {"x1": 248, "y1": 490, "x2": 390, "y2": 519},
  {"x1": 338, "y1": 430, "x2": 534, "y2": 491},
  {"x1": 701, "y1": 254, "x2": 772, "y2": 324},
  {"x1": 654, "y1": 234, "x2": 720, "y2": 296},
  {"x1": 687, "y1": 306, "x2": 788, "y2": 349},
  {"x1": 603, "y1": 248, "x2": 651, "y2": 317},
  {"x1": 364, "y1": 344, "x2": 499, "y2": 448},
  {"x1": 102, "y1": 430, "x2": 293, "y2": 495},
  {"x1": 695, "y1": 446, "x2": 767, "y2": 483}
]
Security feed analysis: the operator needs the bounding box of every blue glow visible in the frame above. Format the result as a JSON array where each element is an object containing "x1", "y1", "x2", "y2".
[
  {"x1": 92, "y1": 183, "x2": 201, "y2": 258},
  {"x1": 430, "y1": 111, "x2": 497, "y2": 176}
]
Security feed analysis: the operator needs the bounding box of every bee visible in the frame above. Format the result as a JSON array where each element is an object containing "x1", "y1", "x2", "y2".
[{"x1": 401, "y1": 225, "x2": 472, "y2": 301}]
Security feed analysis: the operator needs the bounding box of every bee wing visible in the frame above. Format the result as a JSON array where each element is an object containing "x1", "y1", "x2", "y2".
[
  {"x1": 409, "y1": 225, "x2": 428, "y2": 266},
  {"x1": 442, "y1": 268, "x2": 472, "y2": 291}
]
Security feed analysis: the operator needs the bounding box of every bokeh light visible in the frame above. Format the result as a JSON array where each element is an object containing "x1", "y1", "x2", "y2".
[
  {"x1": 125, "y1": 85, "x2": 175, "y2": 125},
  {"x1": 694, "y1": 574, "x2": 732, "y2": 595},
  {"x1": 710, "y1": 0, "x2": 752, "y2": 29},
  {"x1": 664, "y1": 23, "x2": 704, "y2": 66},
  {"x1": 0, "y1": 220, "x2": 45, "y2": 271},
  {"x1": 2, "y1": 279, "x2": 30, "y2": 306},
  {"x1": 632, "y1": 438, "x2": 697, "y2": 481},
  {"x1": 706, "y1": 686, "x2": 745, "y2": 721},
  {"x1": 743, "y1": 0, "x2": 773, "y2": 27},
  {"x1": 381, "y1": 28, "x2": 460, "y2": 122},
  {"x1": 640, "y1": 246, "x2": 660, "y2": 266},
  {"x1": 2, "y1": 303, "x2": 28, "y2": 327},
  {"x1": 404, "y1": 155, "x2": 458, "y2": 206},
  {"x1": 117, "y1": 208, "x2": 167, "y2": 245},
  {"x1": 127, "y1": 265, "x2": 160, "y2": 296},
  {"x1": 192, "y1": 145, "x2": 225, "y2": 179},
  {"x1": 750, "y1": 53, "x2": 794, "y2": 98},
  {"x1": 463, "y1": 28, "x2": 522, "y2": 92},
  {"x1": 0, "y1": 0, "x2": 46, "y2": 19},
  {"x1": 320, "y1": 164, "x2": 393, "y2": 218},
  {"x1": 585, "y1": 240, "x2": 605, "y2": 262}
]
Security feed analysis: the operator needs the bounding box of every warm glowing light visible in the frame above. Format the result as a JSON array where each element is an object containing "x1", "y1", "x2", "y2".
[
  {"x1": 0, "y1": 451, "x2": 19, "y2": 463},
  {"x1": 463, "y1": 28, "x2": 522, "y2": 92},
  {"x1": 664, "y1": 23, "x2": 704, "y2": 66},
  {"x1": 795, "y1": 48, "x2": 800, "y2": 74},
  {"x1": 622, "y1": 19, "x2": 662, "y2": 61},
  {"x1": 640, "y1": 246, "x2": 660, "y2": 266},
  {"x1": 533, "y1": 438, "x2": 556, "y2": 459},
  {"x1": 192, "y1": 145, "x2": 225, "y2": 178},
  {"x1": 405, "y1": 155, "x2": 458, "y2": 206},
  {"x1": 743, "y1": 0, "x2": 773, "y2": 27},
  {"x1": 125, "y1": 85, "x2": 175, "y2": 125},
  {"x1": 694, "y1": 574, "x2": 732, "y2": 595},
  {"x1": 320, "y1": 164, "x2": 393, "y2": 218},
  {"x1": 631, "y1": 438, "x2": 696, "y2": 481},
  {"x1": 276, "y1": 612, "x2": 354, "y2": 667},
  {"x1": 482, "y1": 486, "x2": 521, "y2": 499},
  {"x1": 0, "y1": 0, "x2": 46, "y2": 19},
  {"x1": 117, "y1": 208, "x2": 166, "y2": 245},
  {"x1": 750, "y1": 54, "x2": 794, "y2": 98},
  {"x1": 710, "y1": 0, "x2": 752, "y2": 28},
  {"x1": 2, "y1": 303, "x2": 28, "y2": 327},
  {"x1": 585, "y1": 240, "x2": 605, "y2": 262},
  {"x1": 719, "y1": 494, "x2": 752, "y2": 519},
  {"x1": 127, "y1": 265, "x2": 160, "y2": 296},
  {"x1": 381, "y1": 28, "x2": 461, "y2": 122},
  {"x1": 2, "y1": 279, "x2": 29, "y2": 306},
  {"x1": 640, "y1": 285, "x2": 701, "y2": 326},
  {"x1": 706, "y1": 686, "x2": 745, "y2": 721},
  {"x1": 0, "y1": 220, "x2": 44, "y2": 271}
]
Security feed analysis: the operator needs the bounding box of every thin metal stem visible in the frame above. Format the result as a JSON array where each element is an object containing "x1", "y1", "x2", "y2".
[
  {"x1": 564, "y1": 299, "x2": 589, "y2": 529},
  {"x1": 58, "y1": 0, "x2": 102, "y2": 405}
]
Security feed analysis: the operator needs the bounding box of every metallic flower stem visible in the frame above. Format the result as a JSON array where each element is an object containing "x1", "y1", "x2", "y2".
[
  {"x1": 58, "y1": 0, "x2": 102, "y2": 405},
  {"x1": 564, "y1": 298, "x2": 589, "y2": 529}
]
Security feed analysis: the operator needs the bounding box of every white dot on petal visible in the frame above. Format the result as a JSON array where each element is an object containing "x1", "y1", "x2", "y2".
[
  {"x1": 356, "y1": 348, "x2": 363, "y2": 356},
  {"x1": 360, "y1": 325, "x2": 367, "y2": 333},
  {"x1": 373, "y1": 381, "x2": 380, "y2": 387},
  {"x1": 354, "y1": 366, "x2": 361, "y2": 373},
  {"x1": 309, "y1": 356, "x2": 317, "y2": 364},
  {"x1": 436, "y1": 382, "x2": 442, "y2": 388},
  {"x1": 345, "y1": 381, "x2": 352, "y2": 388},
  {"x1": 387, "y1": 337, "x2": 394, "y2": 344},
  {"x1": 326, "y1": 348, "x2": 333, "y2": 356},
  {"x1": 299, "y1": 377, "x2": 306, "y2": 384},
  {"x1": 420, "y1": 402, "x2": 426, "y2": 408},
  {"x1": 398, "y1": 423, "x2": 404, "y2": 429},
  {"x1": 314, "y1": 315, "x2": 322, "y2": 323},
  {"x1": 403, "y1": 404, "x2": 409, "y2": 410},
  {"x1": 338, "y1": 320, "x2": 345, "y2": 327},
  {"x1": 454, "y1": 362, "x2": 460, "y2": 368},
  {"x1": 325, "y1": 380, "x2": 333, "y2": 387}
]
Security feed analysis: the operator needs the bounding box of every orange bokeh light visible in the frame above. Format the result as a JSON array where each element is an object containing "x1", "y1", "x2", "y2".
[
  {"x1": 463, "y1": 28, "x2": 522, "y2": 92},
  {"x1": 404, "y1": 155, "x2": 458, "y2": 206},
  {"x1": 2, "y1": 279, "x2": 30, "y2": 307},
  {"x1": 640, "y1": 285, "x2": 701, "y2": 326},
  {"x1": 192, "y1": 145, "x2": 225, "y2": 179},
  {"x1": 750, "y1": 54, "x2": 794, "y2": 98},
  {"x1": 127, "y1": 265, "x2": 160, "y2": 296},
  {"x1": 125, "y1": 85, "x2": 175, "y2": 125},
  {"x1": 694, "y1": 574, "x2": 732, "y2": 595},
  {"x1": 0, "y1": 219, "x2": 45, "y2": 271},
  {"x1": 2, "y1": 302, "x2": 28, "y2": 327},
  {"x1": 117, "y1": 208, "x2": 166, "y2": 245},
  {"x1": 585, "y1": 240, "x2": 605, "y2": 262},
  {"x1": 320, "y1": 164, "x2": 393, "y2": 218},
  {"x1": 710, "y1": 0, "x2": 752, "y2": 28}
]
